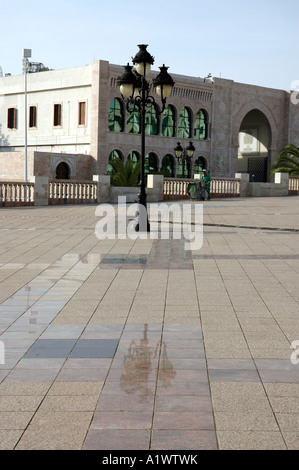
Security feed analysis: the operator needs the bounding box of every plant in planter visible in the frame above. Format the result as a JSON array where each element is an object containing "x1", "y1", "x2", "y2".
[
  {"x1": 269, "y1": 144, "x2": 299, "y2": 177},
  {"x1": 109, "y1": 157, "x2": 141, "y2": 187}
]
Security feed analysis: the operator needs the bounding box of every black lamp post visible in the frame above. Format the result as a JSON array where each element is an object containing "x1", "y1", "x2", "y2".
[
  {"x1": 117, "y1": 44, "x2": 175, "y2": 232},
  {"x1": 174, "y1": 141, "x2": 195, "y2": 178}
]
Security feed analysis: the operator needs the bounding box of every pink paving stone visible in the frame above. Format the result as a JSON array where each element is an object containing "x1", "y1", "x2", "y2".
[
  {"x1": 153, "y1": 411, "x2": 215, "y2": 430},
  {"x1": 90, "y1": 411, "x2": 153, "y2": 430},
  {"x1": 83, "y1": 429, "x2": 151, "y2": 450},
  {"x1": 151, "y1": 430, "x2": 218, "y2": 450}
]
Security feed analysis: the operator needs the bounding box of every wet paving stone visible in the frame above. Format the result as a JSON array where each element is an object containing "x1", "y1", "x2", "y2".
[{"x1": 24, "y1": 339, "x2": 119, "y2": 359}]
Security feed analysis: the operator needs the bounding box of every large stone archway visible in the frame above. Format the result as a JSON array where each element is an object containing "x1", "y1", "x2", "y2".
[{"x1": 232, "y1": 103, "x2": 278, "y2": 182}]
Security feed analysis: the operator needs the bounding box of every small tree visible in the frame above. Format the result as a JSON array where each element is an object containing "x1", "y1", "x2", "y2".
[
  {"x1": 269, "y1": 144, "x2": 299, "y2": 178},
  {"x1": 109, "y1": 157, "x2": 141, "y2": 187}
]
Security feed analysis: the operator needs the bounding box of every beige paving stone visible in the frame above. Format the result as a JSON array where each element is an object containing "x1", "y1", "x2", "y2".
[
  {"x1": 27, "y1": 411, "x2": 93, "y2": 429},
  {"x1": 210, "y1": 382, "x2": 267, "y2": 398},
  {"x1": 48, "y1": 381, "x2": 103, "y2": 395},
  {"x1": 217, "y1": 431, "x2": 287, "y2": 450},
  {"x1": 214, "y1": 410, "x2": 279, "y2": 431},
  {"x1": 0, "y1": 381, "x2": 51, "y2": 396},
  {"x1": 275, "y1": 413, "x2": 299, "y2": 431},
  {"x1": 249, "y1": 348, "x2": 292, "y2": 359},
  {"x1": 0, "y1": 396, "x2": 44, "y2": 412},
  {"x1": 264, "y1": 383, "x2": 299, "y2": 397},
  {"x1": 38, "y1": 395, "x2": 99, "y2": 412},
  {"x1": 238, "y1": 317, "x2": 283, "y2": 332},
  {"x1": 282, "y1": 432, "x2": 299, "y2": 450},
  {"x1": 212, "y1": 394, "x2": 272, "y2": 412},
  {"x1": 15, "y1": 427, "x2": 88, "y2": 450},
  {"x1": 53, "y1": 312, "x2": 94, "y2": 324},
  {"x1": 0, "y1": 430, "x2": 23, "y2": 450},
  {"x1": 205, "y1": 348, "x2": 252, "y2": 359},
  {"x1": 269, "y1": 397, "x2": 299, "y2": 413},
  {"x1": 0, "y1": 412, "x2": 34, "y2": 429}
]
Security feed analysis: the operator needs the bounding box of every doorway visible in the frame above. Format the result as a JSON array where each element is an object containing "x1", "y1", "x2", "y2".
[
  {"x1": 238, "y1": 109, "x2": 271, "y2": 182},
  {"x1": 248, "y1": 157, "x2": 268, "y2": 182},
  {"x1": 56, "y1": 162, "x2": 70, "y2": 179}
]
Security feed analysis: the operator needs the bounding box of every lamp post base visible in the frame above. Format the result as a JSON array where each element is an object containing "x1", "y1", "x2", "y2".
[{"x1": 134, "y1": 211, "x2": 150, "y2": 233}]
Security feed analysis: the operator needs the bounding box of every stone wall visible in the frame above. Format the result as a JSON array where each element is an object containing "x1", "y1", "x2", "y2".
[
  {"x1": 0, "y1": 151, "x2": 94, "y2": 181},
  {"x1": 0, "y1": 151, "x2": 34, "y2": 181}
]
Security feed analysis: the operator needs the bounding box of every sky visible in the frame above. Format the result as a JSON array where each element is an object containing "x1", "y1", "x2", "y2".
[{"x1": 1, "y1": 0, "x2": 298, "y2": 90}]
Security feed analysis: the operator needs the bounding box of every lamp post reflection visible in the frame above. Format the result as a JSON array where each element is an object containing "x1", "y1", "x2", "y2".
[{"x1": 120, "y1": 324, "x2": 176, "y2": 399}]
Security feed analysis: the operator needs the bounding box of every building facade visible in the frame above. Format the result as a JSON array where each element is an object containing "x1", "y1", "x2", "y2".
[{"x1": 0, "y1": 59, "x2": 298, "y2": 182}]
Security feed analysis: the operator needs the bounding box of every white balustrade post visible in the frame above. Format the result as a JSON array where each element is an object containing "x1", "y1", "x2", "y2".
[
  {"x1": 30, "y1": 176, "x2": 49, "y2": 206},
  {"x1": 235, "y1": 173, "x2": 249, "y2": 197}
]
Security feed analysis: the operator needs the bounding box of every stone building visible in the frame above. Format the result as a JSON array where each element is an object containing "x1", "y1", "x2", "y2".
[{"x1": 0, "y1": 59, "x2": 298, "y2": 182}]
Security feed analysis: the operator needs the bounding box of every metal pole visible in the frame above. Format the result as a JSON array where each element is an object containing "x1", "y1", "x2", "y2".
[
  {"x1": 136, "y1": 75, "x2": 150, "y2": 232},
  {"x1": 24, "y1": 59, "x2": 28, "y2": 202},
  {"x1": 23, "y1": 49, "x2": 31, "y2": 202},
  {"x1": 24, "y1": 63, "x2": 28, "y2": 184}
]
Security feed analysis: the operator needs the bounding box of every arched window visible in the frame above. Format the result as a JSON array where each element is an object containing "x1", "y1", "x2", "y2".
[
  {"x1": 194, "y1": 109, "x2": 208, "y2": 140},
  {"x1": 107, "y1": 150, "x2": 123, "y2": 175},
  {"x1": 127, "y1": 104, "x2": 140, "y2": 134},
  {"x1": 162, "y1": 105, "x2": 176, "y2": 137},
  {"x1": 161, "y1": 154, "x2": 175, "y2": 177},
  {"x1": 194, "y1": 157, "x2": 206, "y2": 174},
  {"x1": 108, "y1": 98, "x2": 124, "y2": 132},
  {"x1": 145, "y1": 153, "x2": 158, "y2": 174},
  {"x1": 127, "y1": 151, "x2": 140, "y2": 169},
  {"x1": 145, "y1": 103, "x2": 159, "y2": 135},
  {"x1": 178, "y1": 107, "x2": 192, "y2": 138},
  {"x1": 56, "y1": 162, "x2": 70, "y2": 179}
]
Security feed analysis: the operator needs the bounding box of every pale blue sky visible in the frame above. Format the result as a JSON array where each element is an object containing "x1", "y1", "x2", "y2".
[{"x1": 1, "y1": 0, "x2": 298, "y2": 90}]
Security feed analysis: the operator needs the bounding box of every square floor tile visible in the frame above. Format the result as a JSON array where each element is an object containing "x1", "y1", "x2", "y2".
[{"x1": 70, "y1": 339, "x2": 119, "y2": 358}]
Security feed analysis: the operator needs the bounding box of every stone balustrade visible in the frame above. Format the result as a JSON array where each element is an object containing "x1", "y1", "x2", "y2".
[
  {"x1": 164, "y1": 176, "x2": 241, "y2": 200},
  {"x1": 289, "y1": 176, "x2": 299, "y2": 195},
  {"x1": 0, "y1": 181, "x2": 34, "y2": 206},
  {"x1": 49, "y1": 180, "x2": 98, "y2": 204},
  {"x1": 0, "y1": 173, "x2": 298, "y2": 206}
]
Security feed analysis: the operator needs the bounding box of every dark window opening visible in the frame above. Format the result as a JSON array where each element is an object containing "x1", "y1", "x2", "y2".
[
  {"x1": 29, "y1": 106, "x2": 37, "y2": 128},
  {"x1": 78, "y1": 102, "x2": 86, "y2": 126},
  {"x1": 7, "y1": 108, "x2": 17, "y2": 129},
  {"x1": 54, "y1": 104, "x2": 62, "y2": 127}
]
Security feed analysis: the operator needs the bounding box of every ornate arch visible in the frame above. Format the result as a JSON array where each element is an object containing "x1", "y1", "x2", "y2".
[{"x1": 232, "y1": 102, "x2": 277, "y2": 151}]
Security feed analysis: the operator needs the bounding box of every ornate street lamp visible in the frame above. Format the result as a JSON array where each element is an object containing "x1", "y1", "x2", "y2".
[
  {"x1": 174, "y1": 141, "x2": 195, "y2": 178},
  {"x1": 117, "y1": 44, "x2": 175, "y2": 232}
]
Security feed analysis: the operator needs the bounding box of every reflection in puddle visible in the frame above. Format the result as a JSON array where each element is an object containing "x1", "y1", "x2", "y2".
[
  {"x1": 120, "y1": 324, "x2": 176, "y2": 398},
  {"x1": 159, "y1": 342, "x2": 176, "y2": 387}
]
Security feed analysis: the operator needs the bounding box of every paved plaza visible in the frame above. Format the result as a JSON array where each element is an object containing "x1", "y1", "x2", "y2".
[{"x1": 0, "y1": 196, "x2": 299, "y2": 450}]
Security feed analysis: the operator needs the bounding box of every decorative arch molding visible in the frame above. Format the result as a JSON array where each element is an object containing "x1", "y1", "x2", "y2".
[
  {"x1": 51, "y1": 155, "x2": 75, "y2": 179},
  {"x1": 232, "y1": 102, "x2": 278, "y2": 151},
  {"x1": 107, "y1": 148, "x2": 124, "y2": 161}
]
